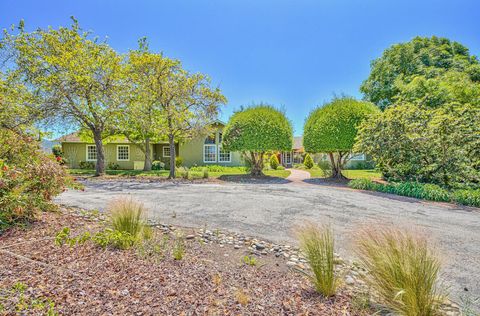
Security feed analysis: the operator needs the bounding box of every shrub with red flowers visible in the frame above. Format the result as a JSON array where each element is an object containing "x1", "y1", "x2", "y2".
[{"x1": 0, "y1": 129, "x2": 68, "y2": 231}]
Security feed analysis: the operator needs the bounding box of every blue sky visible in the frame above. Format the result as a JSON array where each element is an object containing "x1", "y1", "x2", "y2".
[{"x1": 1, "y1": 0, "x2": 479, "y2": 135}]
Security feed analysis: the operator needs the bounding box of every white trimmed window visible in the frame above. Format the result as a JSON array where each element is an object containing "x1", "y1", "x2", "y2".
[
  {"x1": 204, "y1": 144, "x2": 217, "y2": 163},
  {"x1": 163, "y1": 146, "x2": 171, "y2": 157},
  {"x1": 218, "y1": 146, "x2": 231, "y2": 163},
  {"x1": 86, "y1": 145, "x2": 97, "y2": 161},
  {"x1": 117, "y1": 145, "x2": 130, "y2": 161}
]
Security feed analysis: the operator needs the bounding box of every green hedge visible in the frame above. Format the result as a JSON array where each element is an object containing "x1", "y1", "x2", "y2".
[{"x1": 348, "y1": 179, "x2": 479, "y2": 207}]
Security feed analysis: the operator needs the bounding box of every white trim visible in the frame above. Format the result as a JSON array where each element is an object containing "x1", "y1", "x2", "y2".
[
  {"x1": 86, "y1": 145, "x2": 97, "y2": 161},
  {"x1": 203, "y1": 144, "x2": 217, "y2": 163},
  {"x1": 218, "y1": 145, "x2": 231, "y2": 163},
  {"x1": 283, "y1": 152, "x2": 292, "y2": 165},
  {"x1": 349, "y1": 153, "x2": 366, "y2": 161},
  {"x1": 162, "y1": 146, "x2": 171, "y2": 157},
  {"x1": 116, "y1": 145, "x2": 130, "y2": 161}
]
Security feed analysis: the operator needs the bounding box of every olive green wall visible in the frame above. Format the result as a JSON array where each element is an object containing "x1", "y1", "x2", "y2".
[
  {"x1": 179, "y1": 127, "x2": 243, "y2": 167},
  {"x1": 62, "y1": 142, "x2": 151, "y2": 169}
]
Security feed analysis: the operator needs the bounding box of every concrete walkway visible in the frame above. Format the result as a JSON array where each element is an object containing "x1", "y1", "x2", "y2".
[{"x1": 286, "y1": 168, "x2": 311, "y2": 184}]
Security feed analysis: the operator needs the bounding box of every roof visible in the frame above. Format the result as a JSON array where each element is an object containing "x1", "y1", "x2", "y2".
[
  {"x1": 293, "y1": 136, "x2": 303, "y2": 151},
  {"x1": 56, "y1": 132, "x2": 130, "y2": 143}
]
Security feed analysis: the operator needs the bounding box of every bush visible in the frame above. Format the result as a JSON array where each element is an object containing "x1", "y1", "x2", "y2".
[
  {"x1": 269, "y1": 154, "x2": 279, "y2": 170},
  {"x1": 51, "y1": 144, "x2": 63, "y2": 157},
  {"x1": 297, "y1": 223, "x2": 338, "y2": 297},
  {"x1": 452, "y1": 189, "x2": 480, "y2": 207},
  {"x1": 303, "y1": 153, "x2": 314, "y2": 169},
  {"x1": 318, "y1": 160, "x2": 332, "y2": 178},
  {"x1": 108, "y1": 198, "x2": 147, "y2": 239},
  {"x1": 152, "y1": 160, "x2": 165, "y2": 170},
  {"x1": 79, "y1": 161, "x2": 95, "y2": 169},
  {"x1": 356, "y1": 227, "x2": 443, "y2": 315},
  {"x1": 175, "y1": 156, "x2": 183, "y2": 168},
  {"x1": 276, "y1": 166, "x2": 285, "y2": 170},
  {"x1": 107, "y1": 162, "x2": 120, "y2": 170},
  {"x1": 202, "y1": 168, "x2": 209, "y2": 179}
]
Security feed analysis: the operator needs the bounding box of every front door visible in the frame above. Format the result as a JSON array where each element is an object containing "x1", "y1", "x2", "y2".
[{"x1": 282, "y1": 152, "x2": 292, "y2": 167}]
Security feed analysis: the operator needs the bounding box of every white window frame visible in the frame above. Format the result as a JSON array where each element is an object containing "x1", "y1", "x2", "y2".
[
  {"x1": 349, "y1": 153, "x2": 366, "y2": 161},
  {"x1": 162, "y1": 146, "x2": 171, "y2": 157},
  {"x1": 203, "y1": 144, "x2": 217, "y2": 163},
  {"x1": 86, "y1": 145, "x2": 97, "y2": 161},
  {"x1": 218, "y1": 146, "x2": 231, "y2": 163},
  {"x1": 116, "y1": 145, "x2": 130, "y2": 161}
]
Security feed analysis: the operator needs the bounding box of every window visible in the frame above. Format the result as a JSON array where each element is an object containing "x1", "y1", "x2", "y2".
[
  {"x1": 163, "y1": 146, "x2": 171, "y2": 157},
  {"x1": 204, "y1": 144, "x2": 217, "y2": 163},
  {"x1": 218, "y1": 146, "x2": 231, "y2": 163},
  {"x1": 117, "y1": 145, "x2": 130, "y2": 161},
  {"x1": 283, "y1": 152, "x2": 292, "y2": 164},
  {"x1": 86, "y1": 145, "x2": 97, "y2": 161},
  {"x1": 205, "y1": 134, "x2": 216, "y2": 144}
]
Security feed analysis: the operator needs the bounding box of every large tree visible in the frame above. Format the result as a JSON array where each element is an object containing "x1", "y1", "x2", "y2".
[
  {"x1": 1, "y1": 18, "x2": 126, "y2": 176},
  {"x1": 303, "y1": 98, "x2": 378, "y2": 179},
  {"x1": 120, "y1": 42, "x2": 226, "y2": 178},
  {"x1": 361, "y1": 36, "x2": 480, "y2": 109},
  {"x1": 222, "y1": 105, "x2": 292, "y2": 176}
]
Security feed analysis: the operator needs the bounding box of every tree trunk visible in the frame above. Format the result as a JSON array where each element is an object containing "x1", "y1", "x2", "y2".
[
  {"x1": 328, "y1": 152, "x2": 346, "y2": 179},
  {"x1": 168, "y1": 134, "x2": 176, "y2": 179},
  {"x1": 250, "y1": 151, "x2": 264, "y2": 176},
  {"x1": 93, "y1": 129, "x2": 105, "y2": 176},
  {"x1": 143, "y1": 137, "x2": 152, "y2": 171}
]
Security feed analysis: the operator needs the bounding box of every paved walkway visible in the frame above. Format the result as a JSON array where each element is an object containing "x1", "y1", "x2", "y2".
[
  {"x1": 286, "y1": 168, "x2": 311, "y2": 184},
  {"x1": 56, "y1": 179, "x2": 480, "y2": 308}
]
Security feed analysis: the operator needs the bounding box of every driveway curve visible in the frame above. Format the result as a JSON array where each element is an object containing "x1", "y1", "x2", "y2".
[{"x1": 56, "y1": 179, "x2": 480, "y2": 306}]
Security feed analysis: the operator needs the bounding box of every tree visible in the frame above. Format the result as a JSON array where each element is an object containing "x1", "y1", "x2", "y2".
[
  {"x1": 1, "y1": 18, "x2": 126, "y2": 176},
  {"x1": 121, "y1": 43, "x2": 226, "y2": 178},
  {"x1": 222, "y1": 105, "x2": 292, "y2": 176},
  {"x1": 360, "y1": 36, "x2": 480, "y2": 109},
  {"x1": 303, "y1": 98, "x2": 378, "y2": 179},
  {"x1": 303, "y1": 153, "x2": 314, "y2": 169}
]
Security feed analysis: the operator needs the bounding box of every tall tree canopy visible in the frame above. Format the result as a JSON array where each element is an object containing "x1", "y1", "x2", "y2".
[
  {"x1": 303, "y1": 98, "x2": 378, "y2": 178},
  {"x1": 1, "y1": 18, "x2": 126, "y2": 176},
  {"x1": 361, "y1": 36, "x2": 480, "y2": 109},
  {"x1": 222, "y1": 105, "x2": 292, "y2": 176}
]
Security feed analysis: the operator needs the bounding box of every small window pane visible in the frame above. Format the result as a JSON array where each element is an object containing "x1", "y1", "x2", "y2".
[
  {"x1": 163, "y1": 146, "x2": 171, "y2": 157},
  {"x1": 204, "y1": 145, "x2": 217, "y2": 162},
  {"x1": 87, "y1": 145, "x2": 97, "y2": 161},
  {"x1": 218, "y1": 146, "x2": 230, "y2": 162},
  {"x1": 117, "y1": 146, "x2": 129, "y2": 161}
]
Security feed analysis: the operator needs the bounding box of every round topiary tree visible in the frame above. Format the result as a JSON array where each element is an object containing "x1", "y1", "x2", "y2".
[
  {"x1": 222, "y1": 105, "x2": 292, "y2": 176},
  {"x1": 303, "y1": 97, "x2": 379, "y2": 179},
  {"x1": 303, "y1": 153, "x2": 314, "y2": 169},
  {"x1": 270, "y1": 154, "x2": 279, "y2": 170}
]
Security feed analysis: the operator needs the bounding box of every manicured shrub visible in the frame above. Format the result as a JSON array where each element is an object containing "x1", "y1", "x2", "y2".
[
  {"x1": 356, "y1": 227, "x2": 443, "y2": 315},
  {"x1": 175, "y1": 156, "x2": 183, "y2": 168},
  {"x1": 79, "y1": 161, "x2": 95, "y2": 169},
  {"x1": 452, "y1": 189, "x2": 480, "y2": 207},
  {"x1": 276, "y1": 165, "x2": 285, "y2": 170},
  {"x1": 348, "y1": 178, "x2": 376, "y2": 191},
  {"x1": 297, "y1": 223, "x2": 339, "y2": 297},
  {"x1": 202, "y1": 168, "x2": 209, "y2": 179},
  {"x1": 108, "y1": 198, "x2": 147, "y2": 239},
  {"x1": 303, "y1": 153, "x2": 314, "y2": 169},
  {"x1": 222, "y1": 105, "x2": 293, "y2": 176},
  {"x1": 151, "y1": 160, "x2": 165, "y2": 170},
  {"x1": 269, "y1": 154, "x2": 279, "y2": 170},
  {"x1": 107, "y1": 162, "x2": 120, "y2": 170}
]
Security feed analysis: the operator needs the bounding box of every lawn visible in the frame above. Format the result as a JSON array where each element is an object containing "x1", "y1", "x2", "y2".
[
  {"x1": 68, "y1": 168, "x2": 291, "y2": 179},
  {"x1": 299, "y1": 167, "x2": 382, "y2": 180}
]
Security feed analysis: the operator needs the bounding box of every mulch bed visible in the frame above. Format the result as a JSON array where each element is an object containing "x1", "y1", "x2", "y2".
[{"x1": 0, "y1": 211, "x2": 369, "y2": 315}]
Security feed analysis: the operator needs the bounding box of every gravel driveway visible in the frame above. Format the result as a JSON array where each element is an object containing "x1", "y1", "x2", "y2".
[{"x1": 56, "y1": 178, "x2": 480, "y2": 307}]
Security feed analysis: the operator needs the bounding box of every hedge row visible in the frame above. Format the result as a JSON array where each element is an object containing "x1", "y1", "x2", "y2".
[{"x1": 348, "y1": 178, "x2": 480, "y2": 207}]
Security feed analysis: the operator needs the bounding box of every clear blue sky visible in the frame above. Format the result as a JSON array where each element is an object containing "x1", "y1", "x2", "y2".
[{"x1": 2, "y1": 0, "x2": 479, "y2": 135}]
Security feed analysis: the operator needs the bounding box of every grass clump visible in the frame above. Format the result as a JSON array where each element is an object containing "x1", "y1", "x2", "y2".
[
  {"x1": 109, "y1": 198, "x2": 147, "y2": 237},
  {"x1": 296, "y1": 223, "x2": 339, "y2": 297},
  {"x1": 172, "y1": 232, "x2": 185, "y2": 260},
  {"x1": 356, "y1": 227, "x2": 444, "y2": 316},
  {"x1": 242, "y1": 255, "x2": 257, "y2": 266}
]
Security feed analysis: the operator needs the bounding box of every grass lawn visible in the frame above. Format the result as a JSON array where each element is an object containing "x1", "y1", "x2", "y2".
[
  {"x1": 300, "y1": 167, "x2": 382, "y2": 180},
  {"x1": 68, "y1": 168, "x2": 291, "y2": 179}
]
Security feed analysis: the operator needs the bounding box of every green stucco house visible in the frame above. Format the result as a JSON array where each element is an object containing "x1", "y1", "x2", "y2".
[{"x1": 58, "y1": 121, "x2": 245, "y2": 170}]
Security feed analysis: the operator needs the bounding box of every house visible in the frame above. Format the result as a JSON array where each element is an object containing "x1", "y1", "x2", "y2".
[{"x1": 58, "y1": 121, "x2": 244, "y2": 170}]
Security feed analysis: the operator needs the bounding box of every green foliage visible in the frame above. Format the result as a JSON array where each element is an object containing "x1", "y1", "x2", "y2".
[
  {"x1": 0, "y1": 282, "x2": 58, "y2": 315},
  {"x1": 222, "y1": 105, "x2": 292, "y2": 175},
  {"x1": 297, "y1": 224, "x2": 339, "y2": 297},
  {"x1": 360, "y1": 36, "x2": 480, "y2": 109},
  {"x1": 452, "y1": 189, "x2": 480, "y2": 207},
  {"x1": 151, "y1": 160, "x2": 165, "y2": 170},
  {"x1": 276, "y1": 165, "x2": 285, "y2": 170},
  {"x1": 172, "y1": 232, "x2": 185, "y2": 260},
  {"x1": 79, "y1": 161, "x2": 95, "y2": 169},
  {"x1": 0, "y1": 130, "x2": 67, "y2": 231},
  {"x1": 189, "y1": 165, "x2": 248, "y2": 172},
  {"x1": 202, "y1": 168, "x2": 209, "y2": 179},
  {"x1": 107, "y1": 162, "x2": 120, "y2": 170},
  {"x1": 175, "y1": 156, "x2": 183, "y2": 168},
  {"x1": 243, "y1": 255, "x2": 257, "y2": 266},
  {"x1": 355, "y1": 103, "x2": 480, "y2": 187},
  {"x1": 109, "y1": 198, "x2": 147, "y2": 238},
  {"x1": 269, "y1": 154, "x2": 279, "y2": 170},
  {"x1": 317, "y1": 160, "x2": 332, "y2": 177},
  {"x1": 356, "y1": 227, "x2": 443, "y2": 315},
  {"x1": 51, "y1": 145, "x2": 63, "y2": 157},
  {"x1": 303, "y1": 153, "x2": 314, "y2": 169}
]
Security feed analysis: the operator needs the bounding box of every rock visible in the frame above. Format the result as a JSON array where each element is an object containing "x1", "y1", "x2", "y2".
[
  {"x1": 345, "y1": 276, "x2": 355, "y2": 286},
  {"x1": 120, "y1": 289, "x2": 129, "y2": 296},
  {"x1": 234, "y1": 245, "x2": 241, "y2": 249},
  {"x1": 185, "y1": 234, "x2": 195, "y2": 240},
  {"x1": 255, "y1": 243, "x2": 265, "y2": 250},
  {"x1": 286, "y1": 261, "x2": 296, "y2": 267}
]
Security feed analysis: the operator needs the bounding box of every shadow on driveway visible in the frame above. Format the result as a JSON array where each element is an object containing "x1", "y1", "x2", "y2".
[{"x1": 218, "y1": 174, "x2": 291, "y2": 184}]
